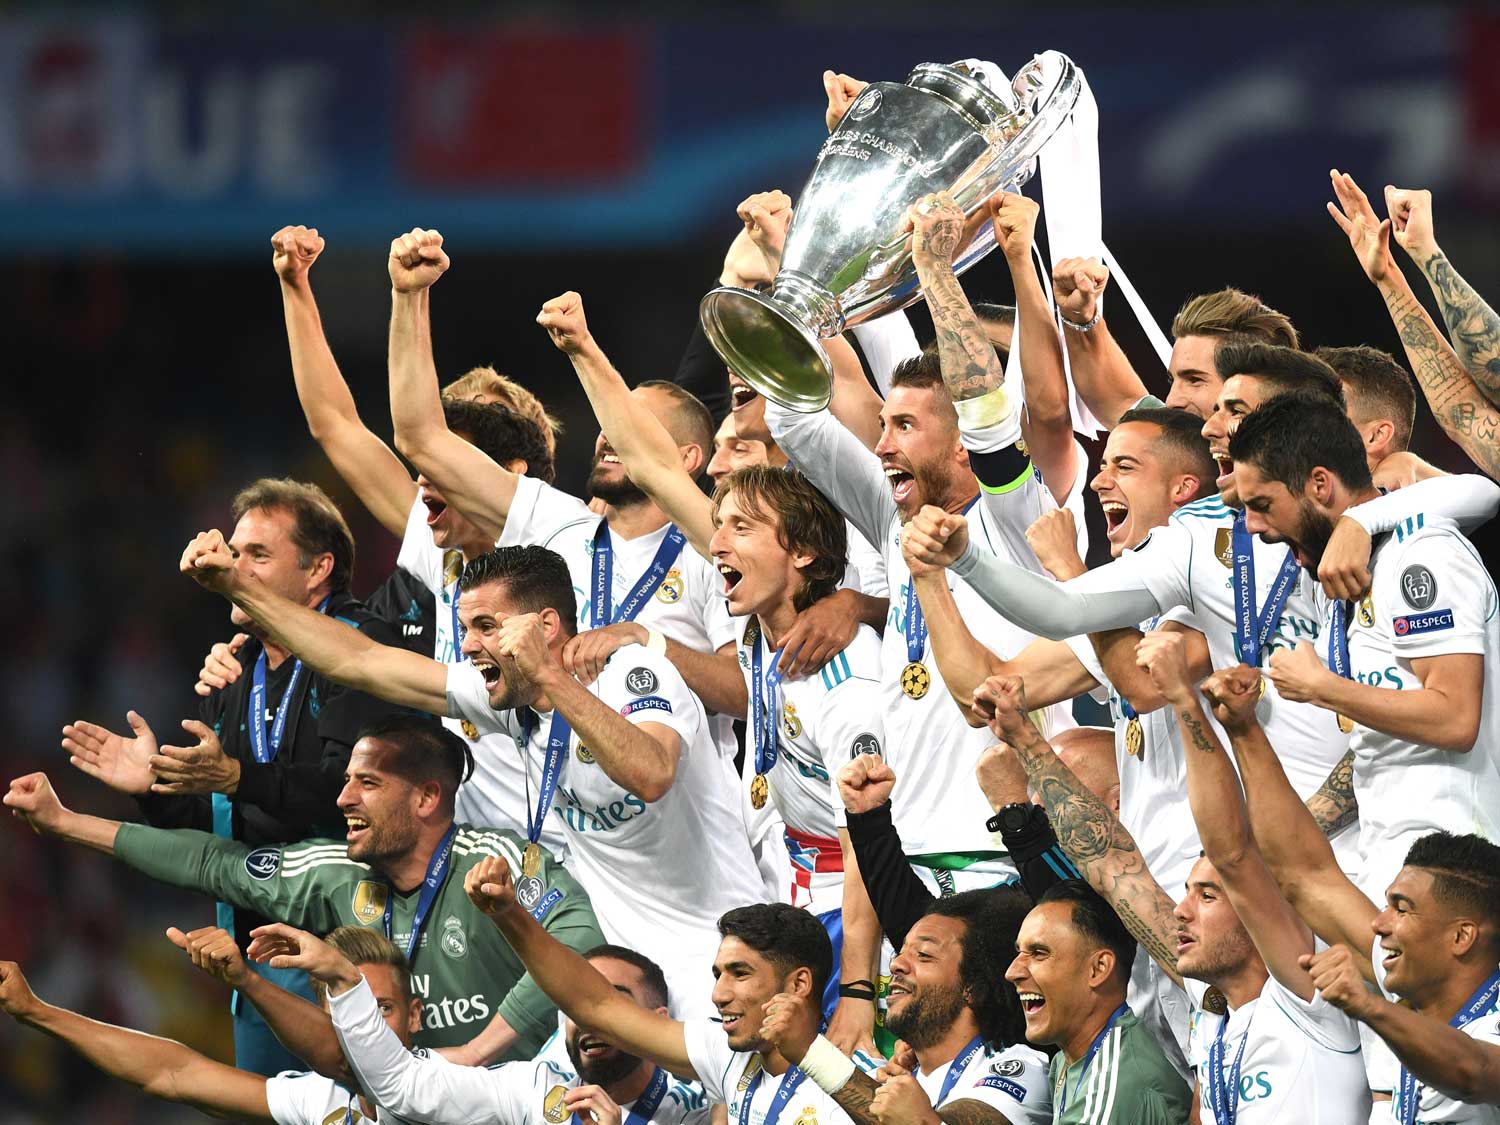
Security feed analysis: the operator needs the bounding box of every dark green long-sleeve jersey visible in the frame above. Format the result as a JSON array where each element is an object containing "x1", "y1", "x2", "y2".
[{"x1": 114, "y1": 821, "x2": 601, "y2": 1056}]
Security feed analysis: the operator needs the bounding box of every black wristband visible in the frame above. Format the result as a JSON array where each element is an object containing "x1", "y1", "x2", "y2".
[{"x1": 838, "y1": 983, "x2": 877, "y2": 1001}]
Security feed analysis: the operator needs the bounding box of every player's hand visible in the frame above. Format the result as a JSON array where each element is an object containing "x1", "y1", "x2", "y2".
[
  {"x1": 972, "y1": 674, "x2": 1035, "y2": 742},
  {"x1": 61, "y1": 712, "x2": 157, "y2": 795},
  {"x1": 180, "y1": 530, "x2": 237, "y2": 594},
  {"x1": 495, "y1": 613, "x2": 555, "y2": 683},
  {"x1": 1327, "y1": 169, "x2": 1395, "y2": 285},
  {"x1": 901, "y1": 506, "x2": 969, "y2": 570},
  {"x1": 247, "y1": 923, "x2": 361, "y2": 993},
  {"x1": 823, "y1": 71, "x2": 868, "y2": 133},
  {"x1": 989, "y1": 191, "x2": 1039, "y2": 263},
  {"x1": 565, "y1": 1084, "x2": 624, "y2": 1125},
  {"x1": 1025, "y1": 508, "x2": 1086, "y2": 580},
  {"x1": 3, "y1": 773, "x2": 70, "y2": 836},
  {"x1": 824, "y1": 999, "x2": 878, "y2": 1059},
  {"x1": 871, "y1": 1068, "x2": 938, "y2": 1125},
  {"x1": 875, "y1": 1042, "x2": 918, "y2": 1082},
  {"x1": 1300, "y1": 944, "x2": 1378, "y2": 1020},
  {"x1": 270, "y1": 225, "x2": 325, "y2": 285},
  {"x1": 904, "y1": 193, "x2": 964, "y2": 269},
  {"x1": 536, "y1": 291, "x2": 593, "y2": 356},
  {"x1": 465, "y1": 854, "x2": 518, "y2": 917},
  {"x1": 1317, "y1": 516, "x2": 1373, "y2": 601},
  {"x1": 1136, "y1": 629, "x2": 1196, "y2": 707},
  {"x1": 1371, "y1": 450, "x2": 1438, "y2": 493},
  {"x1": 0, "y1": 961, "x2": 40, "y2": 1020},
  {"x1": 836, "y1": 754, "x2": 897, "y2": 814},
  {"x1": 167, "y1": 924, "x2": 248, "y2": 989},
  {"x1": 1197, "y1": 665, "x2": 1262, "y2": 732},
  {"x1": 149, "y1": 720, "x2": 239, "y2": 796},
  {"x1": 561, "y1": 623, "x2": 648, "y2": 686},
  {"x1": 722, "y1": 190, "x2": 792, "y2": 288},
  {"x1": 1052, "y1": 256, "x2": 1108, "y2": 326},
  {"x1": 1267, "y1": 642, "x2": 1332, "y2": 706},
  {"x1": 388, "y1": 228, "x2": 449, "y2": 292},
  {"x1": 1384, "y1": 185, "x2": 1438, "y2": 263},
  {"x1": 777, "y1": 590, "x2": 858, "y2": 679},
  {"x1": 195, "y1": 633, "x2": 249, "y2": 697},
  {"x1": 759, "y1": 991, "x2": 816, "y2": 1063},
  {"x1": 975, "y1": 743, "x2": 1029, "y2": 811}
]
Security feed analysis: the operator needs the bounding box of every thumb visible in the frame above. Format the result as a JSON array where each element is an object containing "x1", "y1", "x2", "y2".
[
  {"x1": 229, "y1": 633, "x2": 250, "y2": 653},
  {"x1": 180, "y1": 719, "x2": 214, "y2": 742},
  {"x1": 823, "y1": 70, "x2": 838, "y2": 98},
  {"x1": 165, "y1": 927, "x2": 189, "y2": 950},
  {"x1": 126, "y1": 711, "x2": 154, "y2": 740}
]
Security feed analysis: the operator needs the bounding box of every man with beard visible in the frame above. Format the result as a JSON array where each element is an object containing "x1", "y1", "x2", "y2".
[
  {"x1": 1231, "y1": 395, "x2": 1500, "y2": 906},
  {"x1": 5, "y1": 719, "x2": 603, "y2": 1063}
]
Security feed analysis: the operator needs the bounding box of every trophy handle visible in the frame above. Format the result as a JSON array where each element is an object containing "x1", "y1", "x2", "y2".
[{"x1": 699, "y1": 285, "x2": 834, "y2": 412}]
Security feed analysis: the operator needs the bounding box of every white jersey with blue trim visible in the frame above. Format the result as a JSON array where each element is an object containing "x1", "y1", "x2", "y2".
[
  {"x1": 735, "y1": 616, "x2": 884, "y2": 910},
  {"x1": 264, "y1": 1069, "x2": 396, "y2": 1124},
  {"x1": 397, "y1": 497, "x2": 556, "y2": 855},
  {"x1": 913, "y1": 1041, "x2": 1051, "y2": 1125},
  {"x1": 1185, "y1": 976, "x2": 1368, "y2": 1123},
  {"x1": 1344, "y1": 517, "x2": 1500, "y2": 901},
  {"x1": 446, "y1": 644, "x2": 760, "y2": 1018}
]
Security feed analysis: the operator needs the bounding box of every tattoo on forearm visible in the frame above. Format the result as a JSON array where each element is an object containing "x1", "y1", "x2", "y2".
[
  {"x1": 1421, "y1": 254, "x2": 1500, "y2": 399},
  {"x1": 1179, "y1": 710, "x2": 1218, "y2": 754},
  {"x1": 1305, "y1": 749, "x2": 1359, "y2": 837},
  {"x1": 937, "y1": 1098, "x2": 1008, "y2": 1125},
  {"x1": 925, "y1": 268, "x2": 1006, "y2": 402},
  {"x1": 832, "y1": 1070, "x2": 881, "y2": 1125},
  {"x1": 1384, "y1": 286, "x2": 1500, "y2": 476}
]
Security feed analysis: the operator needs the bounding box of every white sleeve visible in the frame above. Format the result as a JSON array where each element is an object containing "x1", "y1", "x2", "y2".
[
  {"x1": 446, "y1": 662, "x2": 500, "y2": 728},
  {"x1": 1260, "y1": 974, "x2": 1363, "y2": 1054},
  {"x1": 1346, "y1": 474, "x2": 1500, "y2": 535},
  {"x1": 970, "y1": 470, "x2": 1051, "y2": 579},
  {"x1": 601, "y1": 646, "x2": 699, "y2": 748},
  {"x1": 850, "y1": 313, "x2": 921, "y2": 397},
  {"x1": 1378, "y1": 531, "x2": 1493, "y2": 658},
  {"x1": 329, "y1": 978, "x2": 506, "y2": 1124},
  {"x1": 947, "y1": 1047, "x2": 1052, "y2": 1125},
  {"x1": 263, "y1": 1072, "x2": 340, "y2": 1125},
  {"x1": 497, "y1": 476, "x2": 592, "y2": 547},
  {"x1": 682, "y1": 1018, "x2": 736, "y2": 1102},
  {"x1": 765, "y1": 400, "x2": 896, "y2": 548},
  {"x1": 396, "y1": 495, "x2": 446, "y2": 596},
  {"x1": 846, "y1": 525, "x2": 889, "y2": 598},
  {"x1": 817, "y1": 678, "x2": 886, "y2": 806}
]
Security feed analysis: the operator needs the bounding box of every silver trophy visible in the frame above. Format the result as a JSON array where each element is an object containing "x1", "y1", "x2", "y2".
[{"x1": 701, "y1": 56, "x2": 1080, "y2": 411}]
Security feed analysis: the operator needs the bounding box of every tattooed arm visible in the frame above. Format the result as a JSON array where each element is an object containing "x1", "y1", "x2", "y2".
[
  {"x1": 1304, "y1": 750, "x2": 1358, "y2": 837},
  {"x1": 972, "y1": 675, "x2": 1183, "y2": 989}
]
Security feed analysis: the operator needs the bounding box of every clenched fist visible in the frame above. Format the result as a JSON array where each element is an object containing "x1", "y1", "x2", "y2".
[
  {"x1": 901, "y1": 506, "x2": 969, "y2": 570},
  {"x1": 271, "y1": 225, "x2": 325, "y2": 285},
  {"x1": 180, "y1": 529, "x2": 236, "y2": 594},
  {"x1": 388, "y1": 228, "x2": 450, "y2": 292},
  {"x1": 465, "y1": 854, "x2": 517, "y2": 916},
  {"x1": 1052, "y1": 256, "x2": 1108, "y2": 326},
  {"x1": 989, "y1": 192, "x2": 1039, "y2": 263},
  {"x1": 836, "y1": 754, "x2": 897, "y2": 815},
  {"x1": 536, "y1": 292, "x2": 592, "y2": 356}
]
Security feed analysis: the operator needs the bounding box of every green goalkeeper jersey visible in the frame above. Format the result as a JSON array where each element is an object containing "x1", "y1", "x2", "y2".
[
  {"x1": 114, "y1": 821, "x2": 602, "y2": 1057},
  {"x1": 1047, "y1": 1008, "x2": 1191, "y2": 1124}
]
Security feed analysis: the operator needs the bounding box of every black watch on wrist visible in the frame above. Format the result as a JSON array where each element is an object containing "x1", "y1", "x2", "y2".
[{"x1": 986, "y1": 802, "x2": 1033, "y2": 835}]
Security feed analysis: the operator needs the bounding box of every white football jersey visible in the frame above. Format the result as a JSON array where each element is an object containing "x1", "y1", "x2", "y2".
[
  {"x1": 397, "y1": 498, "x2": 564, "y2": 857},
  {"x1": 913, "y1": 1040, "x2": 1051, "y2": 1125},
  {"x1": 1186, "y1": 976, "x2": 1368, "y2": 1123},
  {"x1": 446, "y1": 645, "x2": 760, "y2": 1018},
  {"x1": 1342, "y1": 518, "x2": 1500, "y2": 901},
  {"x1": 736, "y1": 617, "x2": 884, "y2": 910},
  {"x1": 264, "y1": 1069, "x2": 393, "y2": 1124},
  {"x1": 846, "y1": 519, "x2": 888, "y2": 598}
]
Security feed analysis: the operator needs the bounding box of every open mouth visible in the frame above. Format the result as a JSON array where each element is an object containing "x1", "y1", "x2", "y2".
[
  {"x1": 346, "y1": 815, "x2": 370, "y2": 842},
  {"x1": 719, "y1": 1012, "x2": 743, "y2": 1034},
  {"x1": 730, "y1": 384, "x2": 760, "y2": 411},
  {"x1": 576, "y1": 1035, "x2": 615, "y2": 1058},
  {"x1": 473, "y1": 660, "x2": 502, "y2": 687},
  {"x1": 1176, "y1": 930, "x2": 1196, "y2": 955},
  {"x1": 423, "y1": 496, "x2": 448, "y2": 526},
  {"x1": 1381, "y1": 945, "x2": 1401, "y2": 970},
  {"x1": 597, "y1": 451, "x2": 623, "y2": 468},
  {"x1": 1212, "y1": 452, "x2": 1234, "y2": 490},
  {"x1": 884, "y1": 466, "x2": 915, "y2": 504},
  {"x1": 717, "y1": 563, "x2": 744, "y2": 596},
  {"x1": 1017, "y1": 991, "x2": 1045, "y2": 1015},
  {"x1": 1101, "y1": 499, "x2": 1129, "y2": 538}
]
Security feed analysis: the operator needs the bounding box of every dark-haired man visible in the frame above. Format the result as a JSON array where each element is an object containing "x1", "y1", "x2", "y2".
[
  {"x1": 176, "y1": 529, "x2": 760, "y2": 1017},
  {"x1": 6, "y1": 719, "x2": 601, "y2": 1063},
  {"x1": 464, "y1": 855, "x2": 884, "y2": 1125},
  {"x1": 1231, "y1": 395, "x2": 1500, "y2": 905},
  {"x1": 1314, "y1": 344, "x2": 1418, "y2": 472}
]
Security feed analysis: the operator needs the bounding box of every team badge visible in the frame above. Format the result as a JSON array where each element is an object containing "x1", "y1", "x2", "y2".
[
  {"x1": 1214, "y1": 528, "x2": 1233, "y2": 569},
  {"x1": 351, "y1": 880, "x2": 388, "y2": 926},
  {"x1": 1015, "y1": 436, "x2": 1029, "y2": 458},
  {"x1": 655, "y1": 569, "x2": 684, "y2": 604},
  {"x1": 440, "y1": 915, "x2": 468, "y2": 959},
  {"x1": 542, "y1": 1085, "x2": 570, "y2": 1123},
  {"x1": 793, "y1": 1107, "x2": 818, "y2": 1125},
  {"x1": 517, "y1": 875, "x2": 546, "y2": 911},
  {"x1": 851, "y1": 732, "x2": 881, "y2": 757},
  {"x1": 1124, "y1": 717, "x2": 1144, "y2": 758},
  {"x1": 750, "y1": 774, "x2": 770, "y2": 810},
  {"x1": 1357, "y1": 594, "x2": 1375, "y2": 628},
  {"x1": 900, "y1": 661, "x2": 930, "y2": 700},
  {"x1": 625, "y1": 667, "x2": 658, "y2": 696},
  {"x1": 576, "y1": 742, "x2": 596, "y2": 764},
  {"x1": 459, "y1": 719, "x2": 479, "y2": 740},
  {"x1": 990, "y1": 1058, "x2": 1025, "y2": 1078},
  {"x1": 1400, "y1": 565, "x2": 1437, "y2": 610},
  {"x1": 244, "y1": 848, "x2": 281, "y2": 881},
  {"x1": 782, "y1": 702, "x2": 803, "y2": 740},
  {"x1": 1201, "y1": 986, "x2": 1228, "y2": 1014}
]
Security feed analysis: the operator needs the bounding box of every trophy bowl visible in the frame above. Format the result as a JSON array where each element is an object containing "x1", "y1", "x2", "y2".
[{"x1": 701, "y1": 55, "x2": 1080, "y2": 412}]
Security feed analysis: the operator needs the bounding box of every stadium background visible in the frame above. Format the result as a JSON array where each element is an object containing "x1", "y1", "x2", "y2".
[{"x1": 2, "y1": 5, "x2": 1497, "y2": 1120}]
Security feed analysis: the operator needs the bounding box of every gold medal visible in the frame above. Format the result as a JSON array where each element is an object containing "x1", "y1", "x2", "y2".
[
  {"x1": 1337, "y1": 713, "x2": 1354, "y2": 734},
  {"x1": 1124, "y1": 717, "x2": 1144, "y2": 758},
  {"x1": 1202, "y1": 986, "x2": 1228, "y2": 1015},
  {"x1": 901, "y1": 661, "x2": 930, "y2": 700},
  {"x1": 522, "y1": 842, "x2": 542, "y2": 879},
  {"x1": 459, "y1": 719, "x2": 479, "y2": 740},
  {"x1": 1258, "y1": 675, "x2": 1268, "y2": 699},
  {"x1": 750, "y1": 773, "x2": 769, "y2": 810}
]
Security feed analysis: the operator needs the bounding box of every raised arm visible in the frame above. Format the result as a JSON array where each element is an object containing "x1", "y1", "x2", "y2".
[
  {"x1": 271, "y1": 225, "x2": 416, "y2": 537},
  {"x1": 1197, "y1": 665, "x2": 1378, "y2": 969},
  {"x1": 181, "y1": 529, "x2": 448, "y2": 715},
  {"x1": 537, "y1": 291, "x2": 715, "y2": 555},
  {"x1": 1138, "y1": 632, "x2": 1318, "y2": 999},
  {"x1": 465, "y1": 856, "x2": 695, "y2": 1078},
  {"x1": 0, "y1": 961, "x2": 273, "y2": 1121},
  {"x1": 1052, "y1": 257, "x2": 1151, "y2": 428},
  {"x1": 386, "y1": 229, "x2": 523, "y2": 542},
  {"x1": 972, "y1": 675, "x2": 1183, "y2": 987}
]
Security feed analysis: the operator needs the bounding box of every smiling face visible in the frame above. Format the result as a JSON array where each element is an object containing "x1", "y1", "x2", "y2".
[
  {"x1": 1005, "y1": 901, "x2": 1104, "y2": 1051},
  {"x1": 1373, "y1": 867, "x2": 1459, "y2": 1004},
  {"x1": 886, "y1": 914, "x2": 969, "y2": 1049},
  {"x1": 565, "y1": 956, "x2": 665, "y2": 1085},
  {"x1": 1090, "y1": 422, "x2": 1187, "y2": 557},
  {"x1": 225, "y1": 506, "x2": 328, "y2": 631},
  {"x1": 1172, "y1": 856, "x2": 1257, "y2": 983},
  {"x1": 336, "y1": 737, "x2": 428, "y2": 864},
  {"x1": 1235, "y1": 462, "x2": 1336, "y2": 570},
  {"x1": 709, "y1": 935, "x2": 793, "y2": 1051},
  {"x1": 588, "y1": 386, "x2": 687, "y2": 506},
  {"x1": 1163, "y1": 335, "x2": 1224, "y2": 420},
  {"x1": 707, "y1": 489, "x2": 809, "y2": 621},
  {"x1": 873, "y1": 385, "x2": 968, "y2": 521},
  {"x1": 1200, "y1": 374, "x2": 1272, "y2": 508},
  {"x1": 706, "y1": 412, "x2": 786, "y2": 486},
  {"x1": 456, "y1": 580, "x2": 553, "y2": 710}
]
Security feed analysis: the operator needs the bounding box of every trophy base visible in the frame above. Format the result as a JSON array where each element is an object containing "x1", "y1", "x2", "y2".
[{"x1": 699, "y1": 286, "x2": 833, "y2": 413}]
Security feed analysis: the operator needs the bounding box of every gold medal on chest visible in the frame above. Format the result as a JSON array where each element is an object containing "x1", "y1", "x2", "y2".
[
  {"x1": 900, "y1": 661, "x2": 930, "y2": 700},
  {"x1": 1124, "y1": 717, "x2": 1144, "y2": 758},
  {"x1": 1337, "y1": 713, "x2": 1355, "y2": 734},
  {"x1": 750, "y1": 773, "x2": 769, "y2": 810}
]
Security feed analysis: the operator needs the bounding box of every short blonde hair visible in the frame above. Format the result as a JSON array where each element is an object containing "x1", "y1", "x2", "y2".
[
  {"x1": 1171, "y1": 288, "x2": 1299, "y2": 349},
  {"x1": 309, "y1": 926, "x2": 410, "y2": 1003},
  {"x1": 442, "y1": 367, "x2": 560, "y2": 456}
]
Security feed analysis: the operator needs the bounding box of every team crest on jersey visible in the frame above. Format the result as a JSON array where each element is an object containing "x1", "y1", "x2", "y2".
[
  {"x1": 989, "y1": 1058, "x2": 1024, "y2": 1077},
  {"x1": 542, "y1": 1085, "x2": 570, "y2": 1123},
  {"x1": 1213, "y1": 528, "x2": 1233, "y2": 569},
  {"x1": 1358, "y1": 594, "x2": 1375, "y2": 628},
  {"x1": 440, "y1": 915, "x2": 468, "y2": 959},
  {"x1": 782, "y1": 702, "x2": 803, "y2": 739},
  {"x1": 625, "y1": 667, "x2": 658, "y2": 695},
  {"x1": 244, "y1": 848, "x2": 281, "y2": 880},
  {"x1": 851, "y1": 732, "x2": 881, "y2": 757},
  {"x1": 351, "y1": 880, "x2": 389, "y2": 926},
  {"x1": 656, "y1": 569, "x2": 684, "y2": 604},
  {"x1": 576, "y1": 742, "x2": 596, "y2": 764},
  {"x1": 793, "y1": 1106, "x2": 819, "y2": 1125},
  {"x1": 1400, "y1": 564, "x2": 1437, "y2": 609}
]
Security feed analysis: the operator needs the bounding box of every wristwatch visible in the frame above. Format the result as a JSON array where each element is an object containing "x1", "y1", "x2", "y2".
[{"x1": 986, "y1": 802, "x2": 1034, "y2": 836}]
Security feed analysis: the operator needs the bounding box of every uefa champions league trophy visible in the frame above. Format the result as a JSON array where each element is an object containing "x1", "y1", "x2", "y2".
[{"x1": 700, "y1": 56, "x2": 1081, "y2": 411}]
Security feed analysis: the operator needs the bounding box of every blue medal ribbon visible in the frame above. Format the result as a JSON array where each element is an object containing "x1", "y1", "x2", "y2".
[
  {"x1": 738, "y1": 1066, "x2": 810, "y2": 1125},
  {"x1": 382, "y1": 823, "x2": 457, "y2": 961},
  {"x1": 246, "y1": 596, "x2": 331, "y2": 765},
  {"x1": 1058, "y1": 1004, "x2": 1128, "y2": 1115},
  {"x1": 936, "y1": 1035, "x2": 986, "y2": 1105},
  {"x1": 1118, "y1": 615, "x2": 1161, "y2": 723},
  {"x1": 520, "y1": 709, "x2": 573, "y2": 850},
  {"x1": 904, "y1": 497, "x2": 980, "y2": 667},
  {"x1": 623, "y1": 1065, "x2": 671, "y2": 1125},
  {"x1": 1230, "y1": 516, "x2": 1300, "y2": 667},
  {"x1": 1396, "y1": 968, "x2": 1500, "y2": 1125},
  {"x1": 451, "y1": 580, "x2": 465, "y2": 662},
  {"x1": 1206, "y1": 1009, "x2": 1253, "y2": 1125},
  {"x1": 590, "y1": 521, "x2": 687, "y2": 629},
  {"x1": 750, "y1": 621, "x2": 787, "y2": 778},
  {"x1": 1326, "y1": 599, "x2": 1352, "y2": 680}
]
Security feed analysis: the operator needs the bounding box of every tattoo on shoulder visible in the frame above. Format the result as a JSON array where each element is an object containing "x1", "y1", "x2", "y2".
[
  {"x1": 1422, "y1": 253, "x2": 1500, "y2": 396},
  {"x1": 1306, "y1": 750, "x2": 1358, "y2": 837}
]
